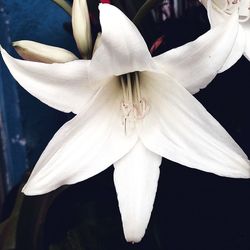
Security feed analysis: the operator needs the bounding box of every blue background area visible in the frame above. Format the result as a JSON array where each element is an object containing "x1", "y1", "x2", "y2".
[{"x1": 0, "y1": 0, "x2": 77, "y2": 192}]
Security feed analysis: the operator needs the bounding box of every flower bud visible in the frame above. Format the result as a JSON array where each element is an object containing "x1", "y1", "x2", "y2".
[
  {"x1": 13, "y1": 40, "x2": 78, "y2": 63},
  {"x1": 72, "y1": 0, "x2": 92, "y2": 59}
]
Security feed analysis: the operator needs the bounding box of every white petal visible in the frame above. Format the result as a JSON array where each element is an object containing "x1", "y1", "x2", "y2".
[
  {"x1": 22, "y1": 79, "x2": 138, "y2": 195},
  {"x1": 113, "y1": 141, "x2": 161, "y2": 243},
  {"x1": 90, "y1": 4, "x2": 153, "y2": 79},
  {"x1": 242, "y1": 21, "x2": 250, "y2": 60},
  {"x1": 219, "y1": 25, "x2": 246, "y2": 72},
  {"x1": 154, "y1": 14, "x2": 239, "y2": 94},
  {"x1": 13, "y1": 40, "x2": 78, "y2": 63},
  {"x1": 1, "y1": 47, "x2": 95, "y2": 114},
  {"x1": 207, "y1": 0, "x2": 230, "y2": 26},
  {"x1": 204, "y1": 0, "x2": 247, "y2": 71},
  {"x1": 93, "y1": 32, "x2": 101, "y2": 54},
  {"x1": 200, "y1": 0, "x2": 229, "y2": 11},
  {"x1": 140, "y1": 71, "x2": 250, "y2": 178},
  {"x1": 211, "y1": 0, "x2": 228, "y2": 11},
  {"x1": 72, "y1": 0, "x2": 92, "y2": 58}
]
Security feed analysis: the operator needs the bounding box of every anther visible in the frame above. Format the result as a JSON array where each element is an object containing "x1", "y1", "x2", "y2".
[{"x1": 120, "y1": 73, "x2": 150, "y2": 135}]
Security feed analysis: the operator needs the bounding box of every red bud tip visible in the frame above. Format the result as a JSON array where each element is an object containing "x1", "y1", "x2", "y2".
[{"x1": 100, "y1": 0, "x2": 111, "y2": 3}]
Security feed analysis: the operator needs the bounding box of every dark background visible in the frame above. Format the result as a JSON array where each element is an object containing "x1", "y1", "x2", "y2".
[{"x1": 0, "y1": 0, "x2": 250, "y2": 249}]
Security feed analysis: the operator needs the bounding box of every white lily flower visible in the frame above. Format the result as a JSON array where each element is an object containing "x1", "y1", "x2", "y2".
[
  {"x1": 200, "y1": 0, "x2": 250, "y2": 71},
  {"x1": 1, "y1": 3, "x2": 249, "y2": 243}
]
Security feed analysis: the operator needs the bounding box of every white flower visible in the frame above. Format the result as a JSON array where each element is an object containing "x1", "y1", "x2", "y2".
[
  {"x1": 200, "y1": 0, "x2": 250, "y2": 71},
  {"x1": 1, "y1": 3, "x2": 249, "y2": 243}
]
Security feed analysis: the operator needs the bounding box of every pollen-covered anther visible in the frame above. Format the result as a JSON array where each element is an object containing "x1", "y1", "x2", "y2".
[{"x1": 133, "y1": 98, "x2": 150, "y2": 119}]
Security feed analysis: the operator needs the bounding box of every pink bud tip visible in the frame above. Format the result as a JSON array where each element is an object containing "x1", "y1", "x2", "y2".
[{"x1": 150, "y1": 35, "x2": 165, "y2": 55}]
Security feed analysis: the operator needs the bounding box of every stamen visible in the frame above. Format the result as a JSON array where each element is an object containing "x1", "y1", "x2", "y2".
[
  {"x1": 120, "y1": 74, "x2": 136, "y2": 135},
  {"x1": 121, "y1": 76, "x2": 128, "y2": 102},
  {"x1": 133, "y1": 73, "x2": 150, "y2": 119},
  {"x1": 135, "y1": 73, "x2": 142, "y2": 101},
  {"x1": 120, "y1": 102, "x2": 134, "y2": 135},
  {"x1": 120, "y1": 72, "x2": 150, "y2": 135},
  {"x1": 127, "y1": 73, "x2": 133, "y2": 105}
]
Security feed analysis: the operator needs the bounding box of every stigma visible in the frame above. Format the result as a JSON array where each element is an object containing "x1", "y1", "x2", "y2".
[{"x1": 120, "y1": 72, "x2": 149, "y2": 135}]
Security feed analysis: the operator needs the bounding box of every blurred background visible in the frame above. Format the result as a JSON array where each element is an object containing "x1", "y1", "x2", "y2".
[{"x1": 0, "y1": 0, "x2": 250, "y2": 249}]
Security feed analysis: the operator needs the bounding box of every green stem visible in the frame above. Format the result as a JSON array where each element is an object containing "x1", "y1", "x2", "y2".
[
  {"x1": 133, "y1": 0, "x2": 161, "y2": 26},
  {"x1": 52, "y1": 0, "x2": 72, "y2": 15}
]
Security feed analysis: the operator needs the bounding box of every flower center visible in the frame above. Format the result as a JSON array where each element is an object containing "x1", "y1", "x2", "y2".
[
  {"x1": 212, "y1": 0, "x2": 250, "y2": 22},
  {"x1": 120, "y1": 72, "x2": 150, "y2": 135}
]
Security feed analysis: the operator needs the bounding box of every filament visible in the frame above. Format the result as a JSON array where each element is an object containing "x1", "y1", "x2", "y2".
[{"x1": 120, "y1": 72, "x2": 150, "y2": 135}]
